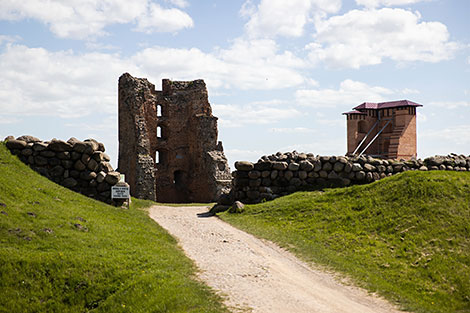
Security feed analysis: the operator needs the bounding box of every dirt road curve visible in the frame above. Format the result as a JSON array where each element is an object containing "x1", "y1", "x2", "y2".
[{"x1": 149, "y1": 205, "x2": 401, "y2": 313}]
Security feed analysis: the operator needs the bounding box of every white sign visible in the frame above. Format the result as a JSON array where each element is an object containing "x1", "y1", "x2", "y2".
[{"x1": 111, "y1": 186, "x2": 130, "y2": 199}]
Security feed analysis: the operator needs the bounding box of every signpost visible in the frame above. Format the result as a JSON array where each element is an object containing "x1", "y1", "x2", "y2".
[
  {"x1": 111, "y1": 174, "x2": 130, "y2": 208},
  {"x1": 111, "y1": 186, "x2": 130, "y2": 199}
]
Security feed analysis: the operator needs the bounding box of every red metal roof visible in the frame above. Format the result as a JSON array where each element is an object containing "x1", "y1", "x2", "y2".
[
  {"x1": 353, "y1": 100, "x2": 423, "y2": 110},
  {"x1": 342, "y1": 110, "x2": 367, "y2": 115}
]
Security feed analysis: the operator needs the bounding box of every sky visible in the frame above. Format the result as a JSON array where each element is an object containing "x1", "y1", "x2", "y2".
[{"x1": 0, "y1": 0, "x2": 469, "y2": 169}]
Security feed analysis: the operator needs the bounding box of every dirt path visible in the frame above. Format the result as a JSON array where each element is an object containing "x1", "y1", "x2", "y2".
[{"x1": 149, "y1": 205, "x2": 401, "y2": 313}]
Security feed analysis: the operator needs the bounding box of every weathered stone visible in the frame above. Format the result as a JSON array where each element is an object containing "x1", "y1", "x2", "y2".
[
  {"x1": 248, "y1": 170, "x2": 261, "y2": 179},
  {"x1": 235, "y1": 161, "x2": 254, "y2": 171},
  {"x1": 366, "y1": 172, "x2": 374, "y2": 182},
  {"x1": 62, "y1": 178, "x2": 78, "y2": 188},
  {"x1": 96, "y1": 171, "x2": 106, "y2": 183},
  {"x1": 98, "y1": 162, "x2": 114, "y2": 173},
  {"x1": 34, "y1": 156, "x2": 48, "y2": 166},
  {"x1": 97, "y1": 182, "x2": 111, "y2": 192},
  {"x1": 50, "y1": 165, "x2": 65, "y2": 177},
  {"x1": 247, "y1": 191, "x2": 260, "y2": 200},
  {"x1": 290, "y1": 178, "x2": 302, "y2": 186},
  {"x1": 363, "y1": 163, "x2": 376, "y2": 172},
  {"x1": 322, "y1": 162, "x2": 332, "y2": 171},
  {"x1": 328, "y1": 171, "x2": 339, "y2": 180},
  {"x1": 49, "y1": 139, "x2": 72, "y2": 152},
  {"x1": 377, "y1": 165, "x2": 386, "y2": 172},
  {"x1": 299, "y1": 160, "x2": 314, "y2": 171},
  {"x1": 6, "y1": 139, "x2": 27, "y2": 150},
  {"x1": 261, "y1": 178, "x2": 272, "y2": 186},
  {"x1": 57, "y1": 151, "x2": 70, "y2": 160},
  {"x1": 284, "y1": 170, "x2": 294, "y2": 180},
  {"x1": 249, "y1": 179, "x2": 261, "y2": 187},
  {"x1": 333, "y1": 162, "x2": 344, "y2": 172},
  {"x1": 61, "y1": 160, "x2": 74, "y2": 169},
  {"x1": 105, "y1": 172, "x2": 120, "y2": 185},
  {"x1": 254, "y1": 161, "x2": 272, "y2": 171},
  {"x1": 313, "y1": 160, "x2": 322, "y2": 172},
  {"x1": 21, "y1": 148, "x2": 33, "y2": 156},
  {"x1": 343, "y1": 162, "x2": 352, "y2": 173},
  {"x1": 260, "y1": 171, "x2": 270, "y2": 178},
  {"x1": 419, "y1": 166, "x2": 428, "y2": 171},
  {"x1": 319, "y1": 170, "x2": 328, "y2": 178},
  {"x1": 32, "y1": 142, "x2": 48, "y2": 152},
  {"x1": 273, "y1": 162, "x2": 288, "y2": 170},
  {"x1": 74, "y1": 160, "x2": 86, "y2": 171},
  {"x1": 48, "y1": 158, "x2": 61, "y2": 167},
  {"x1": 355, "y1": 171, "x2": 366, "y2": 180},
  {"x1": 40, "y1": 150, "x2": 55, "y2": 158},
  {"x1": 80, "y1": 171, "x2": 97, "y2": 181},
  {"x1": 229, "y1": 201, "x2": 245, "y2": 213},
  {"x1": 298, "y1": 171, "x2": 308, "y2": 180},
  {"x1": 87, "y1": 159, "x2": 99, "y2": 172},
  {"x1": 270, "y1": 170, "x2": 278, "y2": 180},
  {"x1": 16, "y1": 135, "x2": 41, "y2": 143},
  {"x1": 288, "y1": 163, "x2": 300, "y2": 171}
]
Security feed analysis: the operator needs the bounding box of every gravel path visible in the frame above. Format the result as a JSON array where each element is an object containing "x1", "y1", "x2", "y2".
[{"x1": 149, "y1": 205, "x2": 402, "y2": 313}]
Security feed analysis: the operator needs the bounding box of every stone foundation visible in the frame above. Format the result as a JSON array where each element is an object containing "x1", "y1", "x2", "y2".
[
  {"x1": 232, "y1": 151, "x2": 470, "y2": 204},
  {"x1": 5, "y1": 135, "x2": 123, "y2": 204}
]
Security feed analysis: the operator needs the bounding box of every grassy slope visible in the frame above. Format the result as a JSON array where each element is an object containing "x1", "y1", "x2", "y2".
[
  {"x1": 0, "y1": 143, "x2": 227, "y2": 313},
  {"x1": 221, "y1": 170, "x2": 470, "y2": 313}
]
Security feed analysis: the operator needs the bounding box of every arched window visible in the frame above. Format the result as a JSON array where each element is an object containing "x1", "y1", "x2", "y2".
[
  {"x1": 157, "y1": 126, "x2": 162, "y2": 138},
  {"x1": 155, "y1": 151, "x2": 159, "y2": 164},
  {"x1": 156, "y1": 104, "x2": 162, "y2": 117}
]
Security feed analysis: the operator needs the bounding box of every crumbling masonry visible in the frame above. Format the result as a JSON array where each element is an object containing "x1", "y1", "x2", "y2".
[{"x1": 118, "y1": 73, "x2": 231, "y2": 203}]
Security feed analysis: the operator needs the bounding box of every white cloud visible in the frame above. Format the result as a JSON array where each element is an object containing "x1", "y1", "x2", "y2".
[
  {"x1": 0, "y1": 0, "x2": 193, "y2": 39},
  {"x1": 213, "y1": 103, "x2": 301, "y2": 128},
  {"x1": 356, "y1": 0, "x2": 429, "y2": 8},
  {"x1": 242, "y1": 0, "x2": 341, "y2": 38},
  {"x1": 308, "y1": 8, "x2": 459, "y2": 68},
  {"x1": 0, "y1": 39, "x2": 307, "y2": 119},
  {"x1": 296, "y1": 79, "x2": 393, "y2": 107},
  {"x1": 0, "y1": 44, "x2": 138, "y2": 118},
  {"x1": 134, "y1": 3, "x2": 193, "y2": 33},
  {"x1": 133, "y1": 38, "x2": 307, "y2": 90}
]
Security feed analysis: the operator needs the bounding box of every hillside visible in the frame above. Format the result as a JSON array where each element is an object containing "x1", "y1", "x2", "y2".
[
  {"x1": 0, "y1": 142, "x2": 227, "y2": 313},
  {"x1": 221, "y1": 170, "x2": 470, "y2": 313}
]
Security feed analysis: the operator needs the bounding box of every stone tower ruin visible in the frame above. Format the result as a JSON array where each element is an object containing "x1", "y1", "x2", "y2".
[
  {"x1": 343, "y1": 100, "x2": 423, "y2": 160},
  {"x1": 118, "y1": 73, "x2": 231, "y2": 203}
]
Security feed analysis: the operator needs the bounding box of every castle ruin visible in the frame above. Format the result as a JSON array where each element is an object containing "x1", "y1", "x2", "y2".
[
  {"x1": 343, "y1": 100, "x2": 423, "y2": 160},
  {"x1": 118, "y1": 73, "x2": 231, "y2": 203}
]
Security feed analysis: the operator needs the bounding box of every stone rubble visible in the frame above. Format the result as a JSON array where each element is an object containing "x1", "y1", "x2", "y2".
[
  {"x1": 232, "y1": 151, "x2": 470, "y2": 204},
  {"x1": 5, "y1": 136, "x2": 123, "y2": 204}
]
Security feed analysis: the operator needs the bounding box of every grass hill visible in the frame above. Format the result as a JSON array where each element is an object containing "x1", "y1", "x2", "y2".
[
  {"x1": 0, "y1": 142, "x2": 227, "y2": 313},
  {"x1": 221, "y1": 170, "x2": 470, "y2": 313}
]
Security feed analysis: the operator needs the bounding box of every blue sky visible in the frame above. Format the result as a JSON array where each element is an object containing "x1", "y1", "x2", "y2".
[{"x1": 0, "y1": 0, "x2": 469, "y2": 168}]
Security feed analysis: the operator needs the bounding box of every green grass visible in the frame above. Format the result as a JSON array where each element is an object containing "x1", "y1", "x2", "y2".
[
  {"x1": 0, "y1": 142, "x2": 228, "y2": 313},
  {"x1": 221, "y1": 170, "x2": 470, "y2": 313}
]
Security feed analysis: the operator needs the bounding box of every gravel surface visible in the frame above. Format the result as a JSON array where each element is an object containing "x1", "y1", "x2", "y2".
[{"x1": 149, "y1": 205, "x2": 402, "y2": 313}]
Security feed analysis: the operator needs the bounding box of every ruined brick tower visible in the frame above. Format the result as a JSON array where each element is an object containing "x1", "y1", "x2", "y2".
[
  {"x1": 343, "y1": 100, "x2": 423, "y2": 160},
  {"x1": 118, "y1": 73, "x2": 231, "y2": 203}
]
